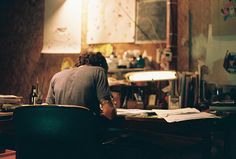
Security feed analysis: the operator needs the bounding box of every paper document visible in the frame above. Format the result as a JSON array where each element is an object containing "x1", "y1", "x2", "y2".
[
  {"x1": 152, "y1": 108, "x2": 200, "y2": 118},
  {"x1": 117, "y1": 108, "x2": 219, "y2": 122},
  {"x1": 163, "y1": 112, "x2": 219, "y2": 123}
]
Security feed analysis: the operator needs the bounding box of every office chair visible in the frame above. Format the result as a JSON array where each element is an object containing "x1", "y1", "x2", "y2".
[{"x1": 13, "y1": 105, "x2": 101, "y2": 159}]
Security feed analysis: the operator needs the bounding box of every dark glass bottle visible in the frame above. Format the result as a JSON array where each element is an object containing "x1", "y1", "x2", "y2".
[
  {"x1": 29, "y1": 85, "x2": 38, "y2": 105},
  {"x1": 136, "y1": 55, "x2": 145, "y2": 68}
]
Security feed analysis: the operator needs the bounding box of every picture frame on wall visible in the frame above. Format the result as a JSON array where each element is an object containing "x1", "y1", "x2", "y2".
[{"x1": 135, "y1": 0, "x2": 166, "y2": 44}]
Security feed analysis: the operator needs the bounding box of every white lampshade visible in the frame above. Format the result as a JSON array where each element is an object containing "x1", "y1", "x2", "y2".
[{"x1": 125, "y1": 71, "x2": 177, "y2": 82}]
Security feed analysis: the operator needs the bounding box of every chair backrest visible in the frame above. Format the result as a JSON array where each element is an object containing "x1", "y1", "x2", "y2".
[{"x1": 13, "y1": 105, "x2": 100, "y2": 159}]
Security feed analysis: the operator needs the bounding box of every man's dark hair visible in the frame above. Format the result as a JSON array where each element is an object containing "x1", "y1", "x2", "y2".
[{"x1": 75, "y1": 51, "x2": 109, "y2": 72}]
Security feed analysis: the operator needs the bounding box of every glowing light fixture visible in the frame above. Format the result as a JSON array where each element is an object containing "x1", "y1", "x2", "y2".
[{"x1": 125, "y1": 71, "x2": 177, "y2": 82}]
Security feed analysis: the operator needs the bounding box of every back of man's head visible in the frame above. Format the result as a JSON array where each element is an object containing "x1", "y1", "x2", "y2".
[{"x1": 75, "y1": 51, "x2": 108, "y2": 73}]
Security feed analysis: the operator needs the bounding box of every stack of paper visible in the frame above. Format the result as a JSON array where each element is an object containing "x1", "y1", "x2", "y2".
[
  {"x1": 0, "y1": 95, "x2": 23, "y2": 105},
  {"x1": 163, "y1": 112, "x2": 219, "y2": 123},
  {"x1": 152, "y1": 108, "x2": 219, "y2": 123},
  {"x1": 117, "y1": 108, "x2": 219, "y2": 123},
  {"x1": 152, "y1": 108, "x2": 200, "y2": 118}
]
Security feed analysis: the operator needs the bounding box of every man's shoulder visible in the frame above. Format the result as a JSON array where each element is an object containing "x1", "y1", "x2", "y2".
[{"x1": 52, "y1": 68, "x2": 74, "y2": 79}]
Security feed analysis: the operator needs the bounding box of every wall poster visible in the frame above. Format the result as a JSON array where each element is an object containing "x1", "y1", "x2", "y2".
[
  {"x1": 87, "y1": 0, "x2": 136, "y2": 44},
  {"x1": 42, "y1": 0, "x2": 81, "y2": 54}
]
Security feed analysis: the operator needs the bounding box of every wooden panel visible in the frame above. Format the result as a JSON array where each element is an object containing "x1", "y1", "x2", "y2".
[
  {"x1": 189, "y1": 0, "x2": 211, "y2": 37},
  {"x1": 167, "y1": 0, "x2": 178, "y2": 69},
  {"x1": 177, "y1": 0, "x2": 211, "y2": 71},
  {"x1": 188, "y1": 0, "x2": 211, "y2": 70},
  {"x1": 177, "y1": 0, "x2": 190, "y2": 71}
]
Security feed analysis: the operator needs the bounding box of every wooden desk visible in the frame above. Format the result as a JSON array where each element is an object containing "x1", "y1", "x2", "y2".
[
  {"x1": 118, "y1": 115, "x2": 217, "y2": 135},
  {"x1": 115, "y1": 113, "x2": 236, "y2": 159},
  {"x1": 112, "y1": 115, "x2": 218, "y2": 157}
]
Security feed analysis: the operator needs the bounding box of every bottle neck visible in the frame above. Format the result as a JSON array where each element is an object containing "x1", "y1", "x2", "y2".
[{"x1": 33, "y1": 89, "x2": 37, "y2": 93}]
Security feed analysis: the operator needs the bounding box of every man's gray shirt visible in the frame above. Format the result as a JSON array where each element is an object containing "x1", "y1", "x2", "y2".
[{"x1": 46, "y1": 65, "x2": 111, "y2": 115}]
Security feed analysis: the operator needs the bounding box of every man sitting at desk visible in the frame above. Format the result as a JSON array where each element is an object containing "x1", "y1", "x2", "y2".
[{"x1": 46, "y1": 51, "x2": 117, "y2": 120}]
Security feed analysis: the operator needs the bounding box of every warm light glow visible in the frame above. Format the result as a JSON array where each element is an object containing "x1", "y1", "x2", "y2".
[
  {"x1": 42, "y1": 0, "x2": 82, "y2": 54},
  {"x1": 125, "y1": 71, "x2": 177, "y2": 82}
]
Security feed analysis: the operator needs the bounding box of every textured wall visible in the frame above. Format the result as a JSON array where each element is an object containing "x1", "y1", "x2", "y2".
[
  {"x1": 189, "y1": 0, "x2": 211, "y2": 70},
  {"x1": 186, "y1": 0, "x2": 236, "y2": 85},
  {"x1": 177, "y1": 0, "x2": 189, "y2": 71},
  {"x1": 177, "y1": 0, "x2": 211, "y2": 71},
  {"x1": 0, "y1": 0, "x2": 45, "y2": 101},
  {"x1": 0, "y1": 0, "x2": 77, "y2": 102}
]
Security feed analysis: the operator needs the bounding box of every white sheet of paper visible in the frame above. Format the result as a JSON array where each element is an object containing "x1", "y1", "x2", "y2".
[
  {"x1": 152, "y1": 108, "x2": 200, "y2": 118},
  {"x1": 163, "y1": 112, "x2": 220, "y2": 123},
  {"x1": 117, "y1": 108, "x2": 219, "y2": 123}
]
